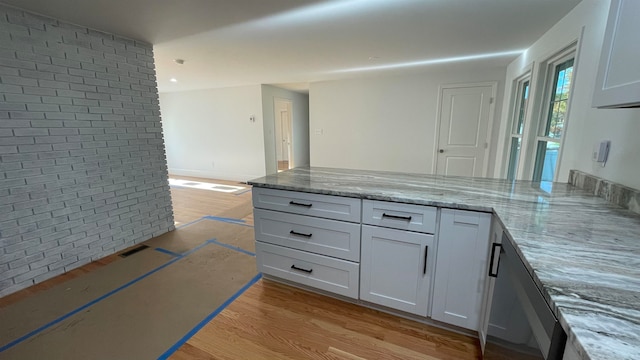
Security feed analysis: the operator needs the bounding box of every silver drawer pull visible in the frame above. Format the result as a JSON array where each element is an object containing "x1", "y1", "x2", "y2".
[
  {"x1": 289, "y1": 201, "x2": 312, "y2": 207},
  {"x1": 382, "y1": 213, "x2": 412, "y2": 221},
  {"x1": 289, "y1": 230, "x2": 312, "y2": 238},
  {"x1": 290, "y1": 265, "x2": 312, "y2": 273}
]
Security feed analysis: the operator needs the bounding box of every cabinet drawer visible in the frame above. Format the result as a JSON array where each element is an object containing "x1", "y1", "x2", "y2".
[
  {"x1": 256, "y1": 242, "x2": 359, "y2": 299},
  {"x1": 252, "y1": 187, "x2": 361, "y2": 223},
  {"x1": 254, "y1": 209, "x2": 361, "y2": 262},
  {"x1": 363, "y1": 200, "x2": 437, "y2": 234}
]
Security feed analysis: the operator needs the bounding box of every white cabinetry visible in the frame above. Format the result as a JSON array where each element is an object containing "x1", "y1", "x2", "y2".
[
  {"x1": 359, "y1": 200, "x2": 438, "y2": 316},
  {"x1": 431, "y1": 209, "x2": 491, "y2": 331},
  {"x1": 359, "y1": 225, "x2": 435, "y2": 316},
  {"x1": 592, "y1": 0, "x2": 640, "y2": 108},
  {"x1": 479, "y1": 216, "x2": 504, "y2": 351},
  {"x1": 562, "y1": 341, "x2": 581, "y2": 360},
  {"x1": 253, "y1": 188, "x2": 362, "y2": 299}
]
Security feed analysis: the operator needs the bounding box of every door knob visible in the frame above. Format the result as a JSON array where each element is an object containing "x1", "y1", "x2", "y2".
[{"x1": 439, "y1": 149, "x2": 444, "y2": 153}]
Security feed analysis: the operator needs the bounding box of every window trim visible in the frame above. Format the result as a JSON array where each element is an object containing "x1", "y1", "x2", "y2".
[
  {"x1": 531, "y1": 50, "x2": 576, "y2": 182},
  {"x1": 506, "y1": 75, "x2": 531, "y2": 181}
]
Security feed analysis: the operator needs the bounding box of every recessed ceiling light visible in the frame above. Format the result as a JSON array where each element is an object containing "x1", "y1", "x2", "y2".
[
  {"x1": 173, "y1": 59, "x2": 185, "y2": 65},
  {"x1": 368, "y1": 56, "x2": 380, "y2": 60},
  {"x1": 169, "y1": 78, "x2": 178, "y2": 83}
]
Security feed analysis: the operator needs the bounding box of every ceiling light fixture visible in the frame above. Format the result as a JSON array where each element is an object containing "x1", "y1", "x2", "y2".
[
  {"x1": 169, "y1": 78, "x2": 178, "y2": 83},
  {"x1": 333, "y1": 49, "x2": 526, "y2": 73}
]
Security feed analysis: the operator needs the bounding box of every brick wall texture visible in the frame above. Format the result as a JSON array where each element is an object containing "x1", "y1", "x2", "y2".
[{"x1": 0, "y1": 5, "x2": 175, "y2": 297}]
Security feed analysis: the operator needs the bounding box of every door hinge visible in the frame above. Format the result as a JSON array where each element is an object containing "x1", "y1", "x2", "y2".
[
  {"x1": 489, "y1": 97, "x2": 494, "y2": 104},
  {"x1": 485, "y1": 142, "x2": 489, "y2": 149}
]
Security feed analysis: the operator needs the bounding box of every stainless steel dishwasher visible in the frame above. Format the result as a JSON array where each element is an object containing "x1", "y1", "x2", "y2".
[{"x1": 483, "y1": 234, "x2": 566, "y2": 359}]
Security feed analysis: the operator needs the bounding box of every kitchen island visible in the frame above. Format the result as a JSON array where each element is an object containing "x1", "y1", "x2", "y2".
[{"x1": 248, "y1": 166, "x2": 640, "y2": 360}]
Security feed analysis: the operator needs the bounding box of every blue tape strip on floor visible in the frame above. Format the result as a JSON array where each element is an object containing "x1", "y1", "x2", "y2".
[
  {"x1": 202, "y1": 215, "x2": 253, "y2": 227},
  {"x1": 209, "y1": 239, "x2": 256, "y2": 257},
  {"x1": 0, "y1": 239, "x2": 216, "y2": 354},
  {"x1": 175, "y1": 217, "x2": 205, "y2": 230},
  {"x1": 154, "y1": 248, "x2": 182, "y2": 258},
  {"x1": 157, "y1": 273, "x2": 263, "y2": 360}
]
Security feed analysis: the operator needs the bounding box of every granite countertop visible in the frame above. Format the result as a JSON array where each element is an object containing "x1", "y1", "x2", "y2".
[{"x1": 248, "y1": 166, "x2": 640, "y2": 360}]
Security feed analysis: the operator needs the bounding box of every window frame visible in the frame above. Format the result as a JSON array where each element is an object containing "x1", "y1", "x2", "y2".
[
  {"x1": 506, "y1": 75, "x2": 531, "y2": 181},
  {"x1": 531, "y1": 50, "x2": 576, "y2": 183}
]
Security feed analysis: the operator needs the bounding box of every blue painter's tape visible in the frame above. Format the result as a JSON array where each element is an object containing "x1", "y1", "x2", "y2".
[
  {"x1": 156, "y1": 273, "x2": 263, "y2": 360},
  {"x1": 175, "y1": 217, "x2": 205, "y2": 230},
  {"x1": 0, "y1": 239, "x2": 216, "y2": 354},
  {"x1": 203, "y1": 215, "x2": 253, "y2": 228},
  {"x1": 203, "y1": 215, "x2": 246, "y2": 223},
  {"x1": 209, "y1": 239, "x2": 256, "y2": 257},
  {"x1": 154, "y1": 248, "x2": 182, "y2": 258}
]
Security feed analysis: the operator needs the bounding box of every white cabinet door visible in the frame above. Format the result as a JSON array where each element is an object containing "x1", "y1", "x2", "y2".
[
  {"x1": 359, "y1": 225, "x2": 435, "y2": 316},
  {"x1": 432, "y1": 209, "x2": 491, "y2": 330},
  {"x1": 592, "y1": 0, "x2": 640, "y2": 108},
  {"x1": 478, "y1": 216, "x2": 503, "y2": 352}
]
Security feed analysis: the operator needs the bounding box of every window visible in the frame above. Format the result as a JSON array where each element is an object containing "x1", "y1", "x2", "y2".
[
  {"x1": 532, "y1": 56, "x2": 574, "y2": 182},
  {"x1": 506, "y1": 78, "x2": 530, "y2": 181}
]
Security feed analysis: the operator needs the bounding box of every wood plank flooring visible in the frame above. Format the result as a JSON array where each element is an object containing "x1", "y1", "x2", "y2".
[
  {"x1": 172, "y1": 280, "x2": 481, "y2": 360},
  {"x1": 1, "y1": 174, "x2": 482, "y2": 359}
]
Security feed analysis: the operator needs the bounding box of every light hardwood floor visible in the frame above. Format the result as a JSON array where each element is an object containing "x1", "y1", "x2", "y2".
[
  {"x1": 171, "y1": 280, "x2": 481, "y2": 360},
  {"x1": 1, "y1": 175, "x2": 482, "y2": 359}
]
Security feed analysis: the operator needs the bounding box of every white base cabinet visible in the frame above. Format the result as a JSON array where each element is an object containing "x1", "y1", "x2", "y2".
[
  {"x1": 359, "y1": 225, "x2": 435, "y2": 316},
  {"x1": 253, "y1": 188, "x2": 496, "y2": 331},
  {"x1": 479, "y1": 216, "x2": 504, "y2": 351},
  {"x1": 431, "y1": 209, "x2": 491, "y2": 331}
]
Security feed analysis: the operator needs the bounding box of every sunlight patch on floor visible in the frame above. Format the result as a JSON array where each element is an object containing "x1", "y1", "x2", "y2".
[{"x1": 169, "y1": 178, "x2": 246, "y2": 193}]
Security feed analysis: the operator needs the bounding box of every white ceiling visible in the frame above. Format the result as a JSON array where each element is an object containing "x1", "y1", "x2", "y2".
[{"x1": 2, "y1": 0, "x2": 582, "y2": 93}]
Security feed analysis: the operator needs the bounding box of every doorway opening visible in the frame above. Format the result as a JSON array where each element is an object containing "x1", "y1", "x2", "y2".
[{"x1": 274, "y1": 98, "x2": 294, "y2": 172}]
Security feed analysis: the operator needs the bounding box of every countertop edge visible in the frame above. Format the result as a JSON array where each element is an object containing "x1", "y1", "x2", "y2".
[{"x1": 248, "y1": 181, "x2": 593, "y2": 360}]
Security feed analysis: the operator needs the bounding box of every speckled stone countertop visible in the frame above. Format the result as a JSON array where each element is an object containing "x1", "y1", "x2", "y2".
[{"x1": 248, "y1": 167, "x2": 640, "y2": 360}]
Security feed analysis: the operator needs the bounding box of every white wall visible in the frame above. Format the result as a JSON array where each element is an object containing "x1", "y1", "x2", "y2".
[
  {"x1": 309, "y1": 67, "x2": 506, "y2": 175},
  {"x1": 496, "y1": 0, "x2": 640, "y2": 190},
  {"x1": 261, "y1": 85, "x2": 310, "y2": 175},
  {"x1": 159, "y1": 85, "x2": 266, "y2": 181}
]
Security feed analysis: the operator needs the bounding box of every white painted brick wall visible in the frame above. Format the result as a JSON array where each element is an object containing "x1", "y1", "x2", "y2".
[{"x1": 0, "y1": 5, "x2": 175, "y2": 297}]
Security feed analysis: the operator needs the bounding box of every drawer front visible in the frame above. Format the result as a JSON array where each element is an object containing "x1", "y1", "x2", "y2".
[
  {"x1": 362, "y1": 200, "x2": 437, "y2": 233},
  {"x1": 256, "y1": 242, "x2": 359, "y2": 299},
  {"x1": 254, "y1": 209, "x2": 361, "y2": 262},
  {"x1": 252, "y1": 187, "x2": 361, "y2": 223}
]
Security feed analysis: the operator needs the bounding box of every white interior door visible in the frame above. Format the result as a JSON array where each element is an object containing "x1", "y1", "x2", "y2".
[
  {"x1": 436, "y1": 84, "x2": 495, "y2": 177},
  {"x1": 274, "y1": 98, "x2": 294, "y2": 170},
  {"x1": 279, "y1": 110, "x2": 290, "y2": 161}
]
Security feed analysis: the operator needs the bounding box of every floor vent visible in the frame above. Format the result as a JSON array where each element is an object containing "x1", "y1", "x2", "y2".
[{"x1": 119, "y1": 245, "x2": 149, "y2": 258}]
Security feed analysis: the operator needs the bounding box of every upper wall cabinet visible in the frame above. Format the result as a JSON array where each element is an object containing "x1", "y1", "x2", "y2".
[{"x1": 592, "y1": 0, "x2": 640, "y2": 108}]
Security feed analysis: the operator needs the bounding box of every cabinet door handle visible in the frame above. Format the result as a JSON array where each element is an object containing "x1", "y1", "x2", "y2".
[
  {"x1": 382, "y1": 213, "x2": 412, "y2": 221},
  {"x1": 423, "y1": 245, "x2": 429, "y2": 275},
  {"x1": 289, "y1": 230, "x2": 312, "y2": 238},
  {"x1": 289, "y1": 201, "x2": 312, "y2": 207},
  {"x1": 488, "y1": 243, "x2": 502, "y2": 277},
  {"x1": 291, "y1": 265, "x2": 312, "y2": 274}
]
